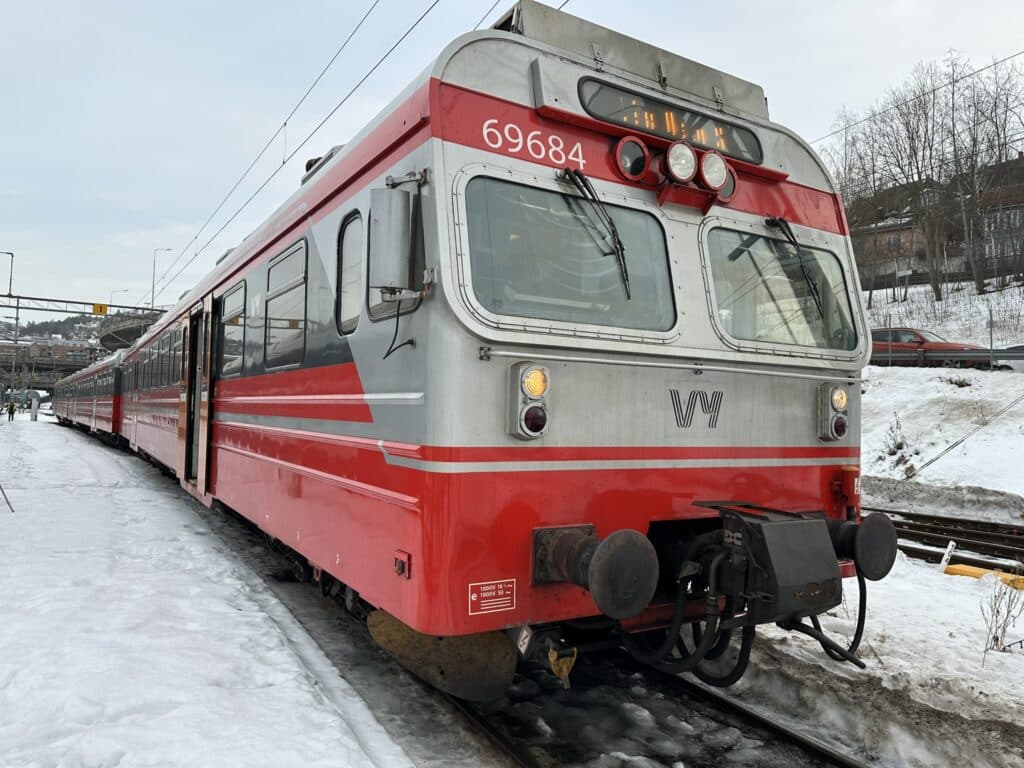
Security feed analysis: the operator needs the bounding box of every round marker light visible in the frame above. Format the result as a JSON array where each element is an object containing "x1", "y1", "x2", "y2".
[
  {"x1": 615, "y1": 136, "x2": 650, "y2": 181},
  {"x1": 521, "y1": 367, "x2": 549, "y2": 399},
  {"x1": 665, "y1": 141, "x2": 697, "y2": 183},
  {"x1": 830, "y1": 386, "x2": 849, "y2": 412},
  {"x1": 522, "y1": 405, "x2": 548, "y2": 435},
  {"x1": 698, "y1": 150, "x2": 729, "y2": 191},
  {"x1": 831, "y1": 414, "x2": 848, "y2": 439}
]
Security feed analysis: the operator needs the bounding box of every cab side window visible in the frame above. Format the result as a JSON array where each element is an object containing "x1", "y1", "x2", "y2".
[
  {"x1": 218, "y1": 283, "x2": 246, "y2": 377},
  {"x1": 265, "y1": 243, "x2": 306, "y2": 368},
  {"x1": 337, "y1": 214, "x2": 363, "y2": 334}
]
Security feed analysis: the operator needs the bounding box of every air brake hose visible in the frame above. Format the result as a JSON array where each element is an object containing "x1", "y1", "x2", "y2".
[
  {"x1": 811, "y1": 566, "x2": 867, "y2": 663},
  {"x1": 653, "y1": 606, "x2": 720, "y2": 674},
  {"x1": 691, "y1": 624, "x2": 756, "y2": 688},
  {"x1": 621, "y1": 575, "x2": 692, "y2": 664},
  {"x1": 622, "y1": 552, "x2": 727, "y2": 667}
]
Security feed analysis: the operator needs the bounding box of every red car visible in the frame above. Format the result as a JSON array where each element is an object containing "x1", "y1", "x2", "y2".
[{"x1": 871, "y1": 327, "x2": 989, "y2": 368}]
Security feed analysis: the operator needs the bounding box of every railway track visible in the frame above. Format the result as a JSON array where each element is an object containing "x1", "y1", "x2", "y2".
[{"x1": 863, "y1": 505, "x2": 1024, "y2": 572}]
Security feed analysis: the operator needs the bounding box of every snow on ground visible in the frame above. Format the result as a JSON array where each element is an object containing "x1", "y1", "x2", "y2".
[
  {"x1": 0, "y1": 415, "x2": 412, "y2": 768},
  {"x1": 738, "y1": 554, "x2": 1024, "y2": 766},
  {"x1": 864, "y1": 281, "x2": 1024, "y2": 349},
  {"x1": 860, "y1": 364, "x2": 1024, "y2": 508},
  {"x1": 760, "y1": 553, "x2": 1024, "y2": 718}
]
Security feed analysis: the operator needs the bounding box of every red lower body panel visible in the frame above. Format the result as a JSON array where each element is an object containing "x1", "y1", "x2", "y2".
[{"x1": 209, "y1": 418, "x2": 857, "y2": 636}]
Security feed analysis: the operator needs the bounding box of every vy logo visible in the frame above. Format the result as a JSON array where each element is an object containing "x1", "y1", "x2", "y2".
[{"x1": 669, "y1": 388, "x2": 724, "y2": 429}]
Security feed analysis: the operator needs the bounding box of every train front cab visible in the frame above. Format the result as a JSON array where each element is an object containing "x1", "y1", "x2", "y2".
[{"x1": 360, "y1": 3, "x2": 898, "y2": 698}]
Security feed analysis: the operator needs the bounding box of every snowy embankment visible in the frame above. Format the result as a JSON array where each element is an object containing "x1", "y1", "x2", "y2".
[
  {"x1": 860, "y1": 365, "x2": 1024, "y2": 513},
  {"x1": 739, "y1": 337, "x2": 1024, "y2": 763},
  {"x1": 0, "y1": 416, "x2": 411, "y2": 768}
]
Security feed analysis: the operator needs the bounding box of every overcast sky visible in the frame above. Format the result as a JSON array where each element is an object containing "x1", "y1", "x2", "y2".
[{"x1": 2, "y1": 0, "x2": 1022, "y2": 323}]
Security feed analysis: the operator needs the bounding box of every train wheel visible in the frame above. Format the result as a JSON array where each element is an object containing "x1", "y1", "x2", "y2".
[
  {"x1": 318, "y1": 573, "x2": 336, "y2": 597},
  {"x1": 263, "y1": 532, "x2": 286, "y2": 554},
  {"x1": 289, "y1": 556, "x2": 310, "y2": 583}
]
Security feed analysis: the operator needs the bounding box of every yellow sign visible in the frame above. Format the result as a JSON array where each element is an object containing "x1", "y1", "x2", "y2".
[{"x1": 92, "y1": 303, "x2": 108, "y2": 316}]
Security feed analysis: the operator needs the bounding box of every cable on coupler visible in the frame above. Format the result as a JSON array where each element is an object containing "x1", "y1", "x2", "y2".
[
  {"x1": 622, "y1": 553, "x2": 727, "y2": 672},
  {"x1": 810, "y1": 566, "x2": 867, "y2": 663}
]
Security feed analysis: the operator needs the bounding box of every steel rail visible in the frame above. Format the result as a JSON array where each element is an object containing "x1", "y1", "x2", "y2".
[
  {"x1": 444, "y1": 696, "x2": 542, "y2": 768},
  {"x1": 863, "y1": 506, "x2": 1024, "y2": 538},
  {"x1": 863, "y1": 506, "x2": 1024, "y2": 571},
  {"x1": 674, "y1": 677, "x2": 875, "y2": 768}
]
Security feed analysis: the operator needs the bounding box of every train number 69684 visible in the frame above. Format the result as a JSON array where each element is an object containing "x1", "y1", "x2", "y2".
[{"x1": 481, "y1": 118, "x2": 586, "y2": 169}]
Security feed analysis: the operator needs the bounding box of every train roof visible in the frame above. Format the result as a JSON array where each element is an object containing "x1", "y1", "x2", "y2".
[
  {"x1": 56, "y1": 350, "x2": 122, "y2": 385},
  {"x1": 493, "y1": 0, "x2": 767, "y2": 120},
  {"x1": 128, "y1": 0, "x2": 775, "y2": 355}
]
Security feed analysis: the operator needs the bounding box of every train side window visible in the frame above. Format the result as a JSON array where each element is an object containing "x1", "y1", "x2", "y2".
[
  {"x1": 218, "y1": 283, "x2": 246, "y2": 377},
  {"x1": 337, "y1": 213, "x2": 363, "y2": 334},
  {"x1": 171, "y1": 329, "x2": 182, "y2": 385},
  {"x1": 160, "y1": 335, "x2": 171, "y2": 387},
  {"x1": 265, "y1": 243, "x2": 306, "y2": 368}
]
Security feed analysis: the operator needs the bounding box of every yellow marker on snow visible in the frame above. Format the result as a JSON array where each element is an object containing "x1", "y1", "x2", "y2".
[{"x1": 944, "y1": 563, "x2": 1024, "y2": 591}]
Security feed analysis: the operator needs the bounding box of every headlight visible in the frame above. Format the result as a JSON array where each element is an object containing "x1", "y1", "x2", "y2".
[
  {"x1": 830, "y1": 386, "x2": 848, "y2": 412},
  {"x1": 665, "y1": 141, "x2": 697, "y2": 183},
  {"x1": 698, "y1": 150, "x2": 728, "y2": 191},
  {"x1": 521, "y1": 367, "x2": 549, "y2": 399}
]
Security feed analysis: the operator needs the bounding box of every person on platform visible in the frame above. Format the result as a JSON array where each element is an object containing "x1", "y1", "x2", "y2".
[{"x1": 7, "y1": 402, "x2": 16, "y2": 421}]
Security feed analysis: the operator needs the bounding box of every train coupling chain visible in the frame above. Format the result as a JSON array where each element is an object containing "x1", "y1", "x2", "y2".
[{"x1": 547, "y1": 646, "x2": 579, "y2": 689}]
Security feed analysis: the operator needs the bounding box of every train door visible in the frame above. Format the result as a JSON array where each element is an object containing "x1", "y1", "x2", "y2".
[
  {"x1": 182, "y1": 296, "x2": 213, "y2": 496},
  {"x1": 129, "y1": 361, "x2": 139, "y2": 447}
]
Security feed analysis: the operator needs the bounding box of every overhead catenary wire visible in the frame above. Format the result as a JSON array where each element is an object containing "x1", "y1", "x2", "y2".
[
  {"x1": 907, "y1": 389, "x2": 1024, "y2": 478},
  {"x1": 142, "y1": 0, "x2": 384, "y2": 307},
  {"x1": 473, "y1": 0, "x2": 503, "y2": 30},
  {"x1": 156, "y1": 0, "x2": 443, "y2": 302},
  {"x1": 811, "y1": 48, "x2": 1024, "y2": 146}
]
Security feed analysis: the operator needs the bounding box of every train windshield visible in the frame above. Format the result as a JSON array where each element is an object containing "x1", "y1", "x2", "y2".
[
  {"x1": 707, "y1": 228, "x2": 857, "y2": 351},
  {"x1": 465, "y1": 177, "x2": 675, "y2": 331}
]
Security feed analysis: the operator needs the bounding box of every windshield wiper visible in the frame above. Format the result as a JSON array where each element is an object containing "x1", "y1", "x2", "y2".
[
  {"x1": 563, "y1": 167, "x2": 631, "y2": 299},
  {"x1": 766, "y1": 216, "x2": 825, "y2": 323}
]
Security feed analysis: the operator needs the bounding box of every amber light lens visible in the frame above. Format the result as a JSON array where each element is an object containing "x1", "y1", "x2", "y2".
[
  {"x1": 831, "y1": 386, "x2": 849, "y2": 412},
  {"x1": 523, "y1": 405, "x2": 548, "y2": 434},
  {"x1": 521, "y1": 368, "x2": 549, "y2": 399}
]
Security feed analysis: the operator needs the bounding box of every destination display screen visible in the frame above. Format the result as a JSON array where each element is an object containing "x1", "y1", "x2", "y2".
[{"x1": 579, "y1": 79, "x2": 763, "y2": 165}]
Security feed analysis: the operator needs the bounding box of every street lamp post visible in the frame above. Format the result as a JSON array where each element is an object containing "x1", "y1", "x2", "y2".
[
  {"x1": 109, "y1": 288, "x2": 128, "y2": 308},
  {"x1": 0, "y1": 251, "x2": 13, "y2": 296},
  {"x1": 151, "y1": 248, "x2": 173, "y2": 310}
]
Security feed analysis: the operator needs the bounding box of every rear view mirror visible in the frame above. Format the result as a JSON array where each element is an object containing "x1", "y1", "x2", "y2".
[{"x1": 369, "y1": 187, "x2": 415, "y2": 295}]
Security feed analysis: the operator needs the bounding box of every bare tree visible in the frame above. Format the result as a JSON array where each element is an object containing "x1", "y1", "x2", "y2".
[
  {"x1": 872, "y1": 63, "x2": 950, "y2": 301},
  {"x1": 946, "y1": 54, "x2": 1024, "y2": 292},
  {"x1": 981, "y1": 576, "x2": 1024, "y2": 666},
  {"x1": 820, "y1": 53, "x2": 1024, "y2": 300}
]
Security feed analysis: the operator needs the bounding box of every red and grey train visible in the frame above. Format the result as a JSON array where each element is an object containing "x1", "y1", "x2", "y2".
[{"x1": 55, "y1": 1, "x2": 897, "y2": 700}]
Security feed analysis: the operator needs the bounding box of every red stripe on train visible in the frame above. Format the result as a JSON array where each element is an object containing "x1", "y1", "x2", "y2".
[
  {"x1": 430, "y1": 81, "x2": 846, "y2": 235},
  {"x1": 214, "y1": 363, "x2": 373, "y2": 423}
]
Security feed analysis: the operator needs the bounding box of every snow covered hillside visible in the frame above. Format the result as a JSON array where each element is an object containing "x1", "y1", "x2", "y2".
[
  {"x1": 860, "y1": 365, "x2": 1024, "y2": 510},
  {"x1": 0, "y1": 417, "x2": 411, "y2": 768}
]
